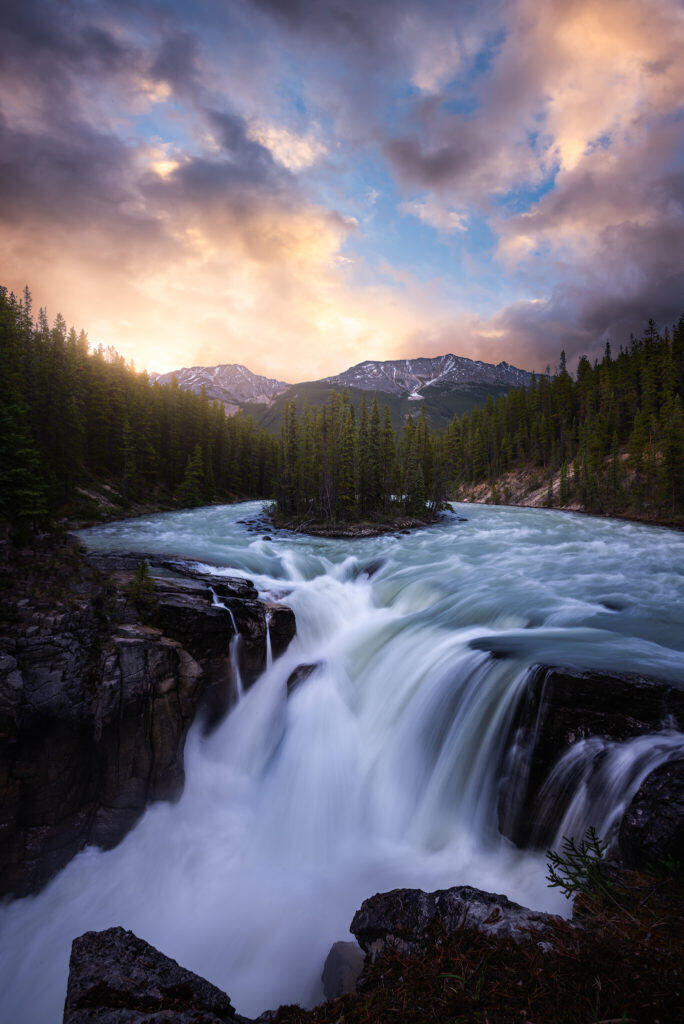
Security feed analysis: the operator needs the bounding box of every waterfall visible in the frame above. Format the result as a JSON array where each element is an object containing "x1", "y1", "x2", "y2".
[
  {"x1": 538, "y1": 731, "x2": 684, "y2": 848},
  {"x1": 212, "y1": 588, "x2": 244, "y2": 700},
  {"x1": 265, "y1": 608, "x2": 273, "y2": 669},
  {"x1": 1, "y1": 500, "x2": 682, "y2": 1023}
]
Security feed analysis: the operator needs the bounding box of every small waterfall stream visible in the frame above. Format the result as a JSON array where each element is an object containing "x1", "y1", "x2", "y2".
[
  {"x1": 0, "y1": 501, "x2": 682, "y2": 1022},
  {"x1": 265, "y1": 609, "x2": 273, "y2": 670},
  {"x1": 212, "y1": 588, "x2": 244, "y2": 700},
  {"x1": 539, "y1": 730, "x2": 684, "y2": 847}
]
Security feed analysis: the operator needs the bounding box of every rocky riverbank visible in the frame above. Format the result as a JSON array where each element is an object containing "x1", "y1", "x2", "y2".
[
  {"x1": 63, "y1": 861, "x2": 683, "y2": 1023},
  {"x1": 456, "y1": 464, "x2": 683, "y2": 530},
  {"x1": 0, "y1": 534, "x2": 295, "y2": 899}
]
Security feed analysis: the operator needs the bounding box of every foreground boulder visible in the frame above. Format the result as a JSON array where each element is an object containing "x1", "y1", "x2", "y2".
[
  {"x1": 498, "y1": 664, "x2": 684, "y2": 848},
  {"x1": 0, "y1": 539, "x2": 296, "y2": 898},
  {"x1": 618, "y1": 757, "x2": 684, "y2": 872},
  {"x1": 62, "y1": 867, "x2": 682, "y2": 1024},
  {"x1": 321, "y1": 941, "x2": 364, "y2": 1000},
  {"x1": 350, "y1": 884, "x2": 562, "y2": 963},
  {"x1": 63, "y1": 927, "x2": 243, "y2": 1023}
]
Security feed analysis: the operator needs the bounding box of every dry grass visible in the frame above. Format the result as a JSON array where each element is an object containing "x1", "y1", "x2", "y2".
[{"x1": 270, "y1": 871, "x2": 682, "y2": 1024}]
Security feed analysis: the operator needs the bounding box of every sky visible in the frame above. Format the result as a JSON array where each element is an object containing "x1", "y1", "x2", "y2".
[{"x1": 0, "y1": 0, "x2": 683, "y2": 381}]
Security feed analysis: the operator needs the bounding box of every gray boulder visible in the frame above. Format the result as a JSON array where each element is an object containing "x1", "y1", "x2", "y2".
[
  {"x1": 63, "y1": 927, "x2": 241, "y2": 1023},
  {"x1": 321, "y1": 941, "x2": 364, "y2": 999},
  {"x1": 351, "y1": 885, "x2": 562, "y2": 964}
]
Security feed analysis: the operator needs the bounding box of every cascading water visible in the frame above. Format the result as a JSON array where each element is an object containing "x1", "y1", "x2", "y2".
[
  {"x1": 212, "y1": 588, "x2": 244, "y2": 700},
  {"x1": 265, "y1": 608, "x2": 273, "y2": 670},
  {"x1": 0, "y1": 501, "x2": 682, "y2": 1022},
  {"x1": 539, "y1": 730, "x2": 684, "y2": 848}
]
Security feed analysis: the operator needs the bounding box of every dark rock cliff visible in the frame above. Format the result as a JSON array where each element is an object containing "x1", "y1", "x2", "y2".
[
  {"x1": 618, "y1": 756, "x2": 684, "y2": 871},
  {"x1": 0, "y1": 537, "x2": 295, "y2": 899}
]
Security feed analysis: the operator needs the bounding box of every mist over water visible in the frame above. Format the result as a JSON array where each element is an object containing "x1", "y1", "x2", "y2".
[{"x1": 1, "y1": 503, "x2": 683, "y2": 1021}]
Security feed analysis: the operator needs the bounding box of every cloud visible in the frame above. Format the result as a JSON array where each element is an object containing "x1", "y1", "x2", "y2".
[
  {"x1": 247, "y1": 122, "x2": 327, "y2": 171},
  {"x1": 401, "y1": 196, "x2": 468, "y2": 233},
  {"x1": 0, "y1": 0, "x2": 682, "y2": 379}
]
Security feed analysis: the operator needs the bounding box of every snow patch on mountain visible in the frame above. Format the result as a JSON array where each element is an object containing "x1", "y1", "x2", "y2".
[{"x1": 319, "y1": 354, "x2": 532, "y2": 396}]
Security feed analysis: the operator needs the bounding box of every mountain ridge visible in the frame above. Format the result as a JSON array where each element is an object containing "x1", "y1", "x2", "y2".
[
  {"x1": 320, "y1": 354, "x2": 532, "y2": 396},
  {"x1": 149, "y1": 363, "x2": 290, "y2": 412},
  {"x1": 149, "y1": 352, "x2": 532, "y2": 419},
  {"x1": 150, "y1": 353, "x2": 534, "y2": 428}
]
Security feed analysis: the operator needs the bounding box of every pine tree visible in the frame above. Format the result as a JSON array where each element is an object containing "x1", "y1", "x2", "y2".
[
  {"x1": 559, "y1": 461, "x2": 569, "y2": 506},
  {"x1": 177, "y1": 444, "x2": 205, "y2": 507},
  {"x1": 0, "y1": 288, "x2": 47, "y2": 535},
  {"x1": 380, "y1": 404, "x2": 396, "y2": 512},
  {"x1": 368, "y1": 394, "x2": 383, "y2": 514},
  {"x1": 337, "y1": 403, "x2": 357, "y2": 520}
]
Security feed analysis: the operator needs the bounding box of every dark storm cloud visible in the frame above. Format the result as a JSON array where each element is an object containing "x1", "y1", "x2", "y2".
[
  {"x1": 207, "y1": 111, "x2": 283, "y2": 183},
  {"x1": 0, "y1": 114, "x2": 134, "y2": 225},
  {"x1": 150, "y1": 29, "x2": 204, "y2": 97},
  {"x1": 384, "y1": 136, "x2": 479, "y2": 188},
  {"x1": 251, "y1": 0, "x2": 402, "y2": 49},
  {"x1": 0, "y1": 0, "x2": 299, "y2": 246},
  {"x1": 496, "y1": 217, "x2": 684, "y2": 367}
]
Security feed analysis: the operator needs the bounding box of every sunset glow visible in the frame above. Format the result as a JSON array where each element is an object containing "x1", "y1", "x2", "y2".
[{"x1": 1, "y1": 0, "x2": 682, "y2": 378}]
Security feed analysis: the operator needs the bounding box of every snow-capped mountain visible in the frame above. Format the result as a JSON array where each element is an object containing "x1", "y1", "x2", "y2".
[
  {"x1": 319, "y1": 354, "x2": 532, "y2": 399},
  {"x1": 150, "y1": 364, "x2": 290, "y2": 411},
  {"x1": 152, "y1": 353, "x2": 535, "y2": 429}
]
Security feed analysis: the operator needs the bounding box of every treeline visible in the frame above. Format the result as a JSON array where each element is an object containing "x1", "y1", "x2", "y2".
[
  {"x1": 0, "y1": 286, "x2": 278, "y2": 532},
  {"x1": 278, "y1": 392, "x2": 446, "y2": 521},
  {"x1": 277, "y1": 317, "x2": 683, "y2": 524},
  {"x1": 2, "y1": 280, "x2": 682, "y2": 534},
  {"x1": 443, "y1": 318, "x2": 683, "y2": 518}
]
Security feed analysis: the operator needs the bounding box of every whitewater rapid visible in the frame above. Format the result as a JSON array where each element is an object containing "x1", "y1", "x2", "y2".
[{"x1": 1, "y1": 502, "x2": 682, "y2": 1021}]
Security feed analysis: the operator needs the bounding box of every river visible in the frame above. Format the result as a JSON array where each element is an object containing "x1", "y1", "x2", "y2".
[{"x1": 1, "y1": 502, "x2": 682, "y2": 1021}]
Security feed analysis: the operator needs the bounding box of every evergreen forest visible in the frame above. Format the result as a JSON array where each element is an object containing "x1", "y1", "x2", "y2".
[
  {"x1": 1, "y1": 283, "x2": 682, "y2": 534},
  {"x1": 0, "y1": 286, "x2": 278, "y2": 532}
]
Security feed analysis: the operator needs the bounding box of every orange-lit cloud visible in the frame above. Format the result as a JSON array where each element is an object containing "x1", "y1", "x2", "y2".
[{"x1": 0, "y1": 0, "x2": 682, "y2": 381}]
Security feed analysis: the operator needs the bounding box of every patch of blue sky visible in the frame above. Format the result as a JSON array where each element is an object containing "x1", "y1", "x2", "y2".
[
  {"x1": 440, "y1": 94, "x2": 480, "y2": 117},
  {"x1": 339, "y1": 189, "x2": 528, "y2": 318},
  {"x1": 585, "y1": 132, "x2": 613, "y2": 155},
  {"x1": 471, "y1": 25, "x2": 508, "y2": 78},
  {"x1": 127, "y1": 103, "x2": 201, "y2": 157},
  {"x1": 495, "y1": 171, "x2": 558, "y2": 216}
]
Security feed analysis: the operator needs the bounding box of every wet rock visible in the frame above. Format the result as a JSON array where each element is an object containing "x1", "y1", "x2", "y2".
[
  {"x1": 359, "y1": 559, "x2": 384, "y2": 578},
  {"x1": 85, "y1": 550, "x2": 162, "y2": 573},
  {"x1": 150, "y1": 579, "x2": 295, "y2": 711},
  {"x1": 618, "y1": 757, "x2": 684, "y2": 873},
  {"x1": 286, "y1": 663, "x2": 320, "y2": 695},
  {"x1": 150, "y1": 578, "x2": 237, "y2": 719},
  {"x1": 351, "y1": 885, "x2": 562, "y2": 964},
  {"x1": 160, "y1": 561, "x2": 259, "y2": 601},
  {"x1": 265, "y1": 603, "x2": 297, "y2": 661},
  {"x1": 321, "y1": 941, "x2": 364, "y2": 999},
  {"x1": 0, "y1": 544, "x2": 297, "y2": 898},
  {"x1": 63, "y1": 927, "x2": 241, "y2": 1023},
  {"x1": 498, "y1": 664, "x2": 684, "y2": 848},
  {"x1": 0, "y1": 612, "x2": 202, "y2": 896},
  {"x1": 89, "y1": 626, "x2": 202, "y2": 848}
]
